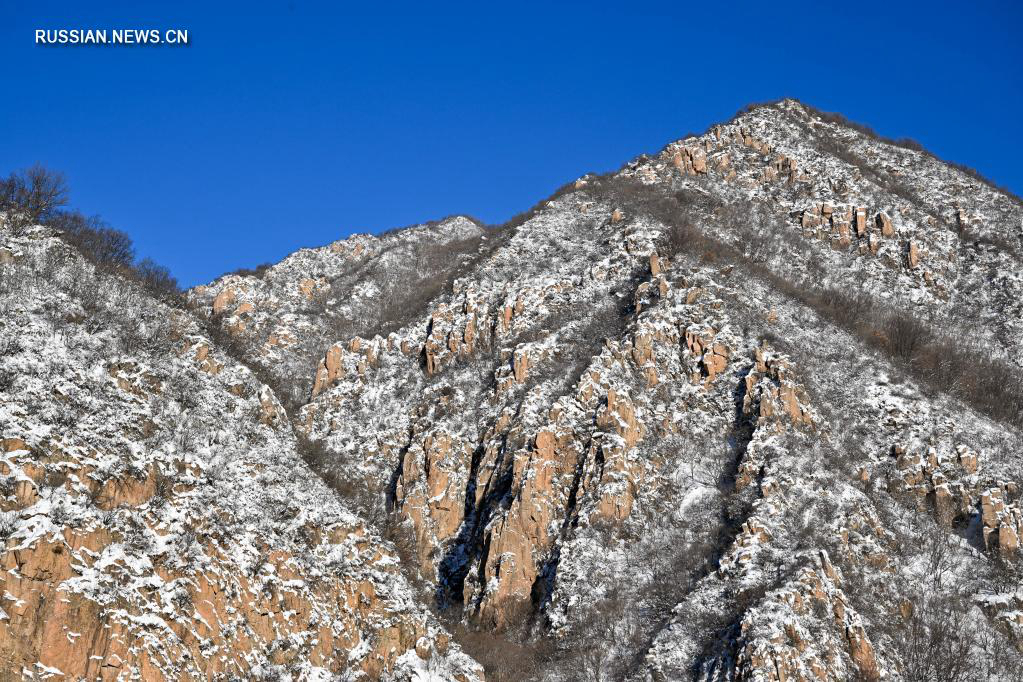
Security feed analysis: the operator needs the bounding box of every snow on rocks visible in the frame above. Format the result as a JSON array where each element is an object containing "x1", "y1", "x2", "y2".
[
  {"x1": 6, "y1": 97, "x2": 1016, "y2": 679},
  {"x1": 0, "y1": 224, "x2": 482, "y2": 680}
]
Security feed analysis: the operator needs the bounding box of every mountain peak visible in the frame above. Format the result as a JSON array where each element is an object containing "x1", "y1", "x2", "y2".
[{"x1": 3, "y1": 102, "x2": 1022, "y2": 679}]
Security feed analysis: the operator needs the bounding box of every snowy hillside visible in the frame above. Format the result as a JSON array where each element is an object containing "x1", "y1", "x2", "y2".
[
  {"x1": 3, "y1": 98, "x2": 1022, "y2": 681},
  {"x1": 0, "y1": 225, "x2": 482, "y2": 680}
]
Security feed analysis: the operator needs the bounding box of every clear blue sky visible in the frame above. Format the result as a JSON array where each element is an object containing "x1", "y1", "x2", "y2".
[{"x1": 2, "y1": 1, "x2": 1021, "y2": 287}]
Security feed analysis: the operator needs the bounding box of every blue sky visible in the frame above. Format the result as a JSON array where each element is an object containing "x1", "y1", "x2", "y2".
[{"x1": 2, "y1": 1, "x2": 1021, "y2": 287}]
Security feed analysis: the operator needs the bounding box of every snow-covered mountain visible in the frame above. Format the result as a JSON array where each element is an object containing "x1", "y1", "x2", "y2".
[
  {"x1": 3, "y1": 99, "x2": 1022, "y2": 680},
  {"x1": 0, "y1": 230, "x2": 482, "y2": 679}
]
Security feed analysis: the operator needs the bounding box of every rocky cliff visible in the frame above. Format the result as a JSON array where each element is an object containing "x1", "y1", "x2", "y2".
[{"x1": 3, "y1": 98, "x2": 1023, "y2": 680}]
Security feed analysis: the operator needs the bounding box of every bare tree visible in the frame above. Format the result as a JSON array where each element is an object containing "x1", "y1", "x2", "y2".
[
  {"x1": 1, "y1": 165, "x2": 69, "y2": 228},
  {"x1": 22, "y1": 164, "x2": 69, "y2": 223}
]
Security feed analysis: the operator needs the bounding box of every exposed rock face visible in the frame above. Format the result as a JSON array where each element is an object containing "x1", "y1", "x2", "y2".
[
  {"x1": 672, "y1": 146, "x2": 709, "y2": 175},
  {"x1": 734, "y1": 554, "x2": 881, "y2": 682},
  {"x1": 7, "y1": 98, "x2": 1023, "y2": 680},
  {"x1": 876, "y1": 210, "x2": 894, "y2": 237},
  {"x1": 981, "y1": 487, "x2": 1023, "y2": 556},
  {"x1": 394, "y1": 431, "x2": 475, "y2": 578},
  {"x1": 648, "y1": 342, "x2": 890, "y2": 681},
  {"x1": 211, "y1": 286, "x2": 236, "y2": 314},
  {"x1": 801, "y1": 203, "x2": 905, "y2": 256},
  {"x1": 743, "y1": 346, "x2": 813, "y2": 428},
  {"x1": 907, "y1": 240, "x2": 920, "y2": 268}
]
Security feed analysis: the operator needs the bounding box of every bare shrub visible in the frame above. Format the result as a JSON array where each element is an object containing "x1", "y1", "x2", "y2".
[
  {"x1": 224, "y1": 262, "x2": 272, "y2": 279},
  {"x1": 661, "y1": 207, "x2": 696, "y2": 258},
  {"x1": 0, "y1": 164, "x2": 69, "y2": 228},
  {"x1": 135, "y1": 257, "x2": 180, "y2": 300},
  {"x1": 0, "y1": 368, "x2": 15, "y2": 392},
  {"x1": 49, "y1": 211, "x2": 134, "y2": 267},
  {"x1": 0, "y1": 170, "x2": 184, "y2": 301},
  {"x1": 0, "y1": 511, "x2": 17, "y2": 540},
  {"x1": 362, "y1": 232, "x2": 490, "y2": 339},
  {"x1": 22, "y1": 165, "x2": 69, "y2": 223},
  {"x1": 894, "y1": 592, "x2": 979, "y2": 682},
  {"x1": 295, "y1": 434, "x2": 385, "y2": 527},
  {"x1": 882, "y1": 314, "x2": 930, "y2": 363},
  {"x1": 794, "y1": 101, "x2": 1021, "y2": 206},
  {"x1": 448, "y1": 624, "x2": 553, "y2": 682}
]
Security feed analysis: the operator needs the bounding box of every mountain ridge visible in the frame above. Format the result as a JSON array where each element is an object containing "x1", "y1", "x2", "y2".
[
  {"x1": 188, "y1": 98, "x2": 1023, "y2": 678},
  {"x1": 2, "y1": 99, "x2": 1022, "y2": 680},
  {"x1": 202, "y1": 98, "x2": 1020, "y2": 293}
]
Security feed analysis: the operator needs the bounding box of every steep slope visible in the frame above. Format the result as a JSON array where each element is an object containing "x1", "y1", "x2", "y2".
[
  {"x1": 634, "y1": 101, "x2": 1023, "y2": 366},
  {"x1": 193, "y1": 100, "x2": 1023, "y2": 681},
  {"x1": 190, "y1": 216, "x2": 489, "y2": 408},
  {"x1": 0, "y1": 225, "x2": 483, "y2": 680}
]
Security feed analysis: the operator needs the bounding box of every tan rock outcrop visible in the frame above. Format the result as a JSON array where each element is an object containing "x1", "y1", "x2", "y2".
[
  {"x1": 886, "y1": 442, "x2": 987, "y2": 526},
  {"x1": 312, "y1": 343, "x2": 345, "y2": 396},
  {"x1": 471, "y1": 428, "x2": 580, "y2": 628},
  {"x1": 834, "y1": 220, "x2": 852, "y2": 249},
  {"x1": 691, "y1": 147, "x2": 707, "y2": 173},
  {"x1": 683, "y1": 325, "x2": 730, "y2": 385},
  {"x1": 854, "y1": 207, "x2": 868, "y2": 236},
  {"x1": 957, "y1": 446, "x2": 978, "y2": 474},
  {"x1": 513, "y1": 349, "x2": 529, "y2": 383},
  {"x1": 735, "y1": 560, "x2": 880, "y2": 682},
  {"x1": 596, "y1": 389, "x2": 645, "y2": 449},
  {"x1": 585, "y1": 437, "x2": 640, "y2": 524},
  {"x1": 743, "y1": 347, "x2": 813, "y2": 427},
  {"x1": 212, "y1": 287, "x2": 237, "y2": 314},
  {"x1": 981, "y1": 487, "x2": 1022, "y2": 556},
  {"x1": 0, "y1": 462, "x2": 453, "y2": 679},
  {"x1": 876, "y1": 211, "x2": 894, "y2": 237},
  {"x1": 192, "y1": 342, "x2": 224, "y2": 375},
  {"x1": 672, "y1": 146, "x2": 708, "y2": 175},
  {"x1": 394, "y1": 432, "x2": 474, "y2": 578},
  {"x1": 257, "y1": 385, "x2": 284, "y2": 426}
]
